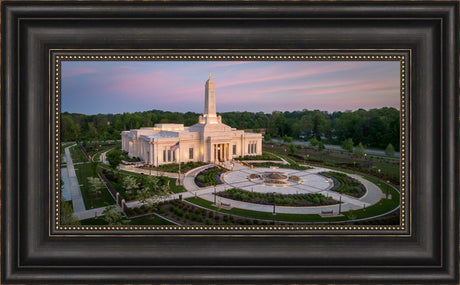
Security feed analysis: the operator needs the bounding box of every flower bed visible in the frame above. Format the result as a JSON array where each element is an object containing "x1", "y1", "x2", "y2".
[
  {"x1": 319, "y1": 171, "x2": 366, "y2": 198},
  {"x1": 194, "y1": 166, "x2": 226, "y2": 187},
  {"x1": 126, "y1": 199, "x2": 279, "y2": 226},
  {"x1": 217, "y1": 188, "x2": 338, "y2": 207}
]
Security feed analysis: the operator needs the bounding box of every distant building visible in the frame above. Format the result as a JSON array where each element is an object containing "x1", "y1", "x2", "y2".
[{"x1": 121, "y1": 73, "x2": 263, "y2": 165}]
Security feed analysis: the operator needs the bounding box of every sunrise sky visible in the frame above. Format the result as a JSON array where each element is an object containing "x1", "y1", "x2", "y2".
[{"x1": 61, "y1": 60, "x2": 400, "y2": 115}]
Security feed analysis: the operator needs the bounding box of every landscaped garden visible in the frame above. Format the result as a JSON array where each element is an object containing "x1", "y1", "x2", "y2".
[
  {"x1": 217, "y1": 188, "x2": 338, "y2": 207},
  {"x1": 83, "y1": 142, "x2": 119, "y2": 161},
  {"x1": 73, "y1": 162, "x2": 115, "y2": 209},
  {"x1": 319, "y1": 171, "x2": 366, "y2": 198},
  {"x1": 139, "y1": 161, "x2": 207, "y2": 173},
  {"x1": 263, "y1": 142, "x2": 400, "y2": 185},
  {"x1": 234, "y1": 153, "x2": 281, "y2": 161},
  {"x1": 249, "y1": 161, "x2": 311, "y2": 170},
  {"x1": 125, "y1": 199, "x2": 284, "y2": 226},
  {"x1": 80, "y1": 212, "x2": 176, "y2": 226},
  {"x1": 70, "y1": 145, "x2": 89, "y2": 163},
  {"x1": 99, "y1": 167, "x2": 185, "y2": 201},
  {"x1": 194, "y1": 166, "x2": 226, "y2": 187}
]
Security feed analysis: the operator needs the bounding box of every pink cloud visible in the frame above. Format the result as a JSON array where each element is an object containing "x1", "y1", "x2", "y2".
[{"x1": 217, "y1": 61, "x2": 372, "y2": 89}]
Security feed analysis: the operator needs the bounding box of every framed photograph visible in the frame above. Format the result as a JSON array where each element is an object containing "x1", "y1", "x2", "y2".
[{"x1": 2, "y1": 1, "x2": 458, "y2": 284}]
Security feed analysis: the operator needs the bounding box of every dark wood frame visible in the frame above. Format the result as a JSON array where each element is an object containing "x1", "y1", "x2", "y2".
[{"x1": 2, "y1": 1, "x2": 458, "y2": 284}]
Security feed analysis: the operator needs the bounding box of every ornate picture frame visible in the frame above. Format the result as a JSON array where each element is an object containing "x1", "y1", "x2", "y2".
[{"x1": 2, "y1": 1, "x2": 458, "y2": 284}]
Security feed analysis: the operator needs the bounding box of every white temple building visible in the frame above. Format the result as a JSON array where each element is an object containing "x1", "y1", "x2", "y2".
[{"x1": 121, "y1": 73, "x2": 263, "y2": 165}]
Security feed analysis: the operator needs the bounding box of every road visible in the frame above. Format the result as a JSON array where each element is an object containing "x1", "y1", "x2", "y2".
[{"x1": 270, "y1": 139, "x2": 400, "y2": 157}]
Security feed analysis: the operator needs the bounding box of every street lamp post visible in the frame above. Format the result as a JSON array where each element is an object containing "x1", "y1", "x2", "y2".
[
  {"x1": 272, "y1": 192, "x2": 277, "y2": 215},
  {"x1": 339, "y1": 195, "x2": 342, "y2": 214},
  {"x1": 214, "y1": 185, "x2": 217, "y2": 205},
  {"x1": 378, "y1": 168, "x2": 381, "y2": 179},
  {"x1": 386, "y1": 180, "x2": 390, "y2": 199}
]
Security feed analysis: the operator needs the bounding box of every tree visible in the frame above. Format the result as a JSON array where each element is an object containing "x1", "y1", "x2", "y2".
[
  {"x1": 288, "y1": 144, "x2": 296, "y2": 155},
  {"x1": 385, "y1": 143, "x2": 395, "y2": 156},
  {"x1": 60, "y1": 201, "x2": 80, "y2": 225},
  {"x1": 263, "y1": 133, "x2": 271, "y2": 141},
  {"x1": 341, "y1": 138, "x2": 354, "y2": 153},
  {"x1": 283, "y1": 135, "x2": 293, "y2": 143},
  {"x1": 107, "y1": 149, "x2": 123, "y2": 174},
  {"x1": 123, "y1": 176, "x2": 139, "y2": 195},
  {"x1": 318, "y1": 141, "x2": 325, "y2": 151},
  {"x1": 87, "y1": 177, "x2": 105, "y2": 197},
  {"x1": 136, "y1": 176, "x2": 171, "y2": 206},
  {"x1": 354, "y1": 142, "x2": 365, "y2": 157},
  {"x1": 102, "y1": 205, "x2": 127, "y2": 225},
  {"x1": 309, "y1": 137, "x2": 319, "y2": 147}
]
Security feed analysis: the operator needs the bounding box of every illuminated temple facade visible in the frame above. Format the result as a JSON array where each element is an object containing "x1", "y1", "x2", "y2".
[{"x1": 121, "y1": 74, "x2": 263, "y2": 165}]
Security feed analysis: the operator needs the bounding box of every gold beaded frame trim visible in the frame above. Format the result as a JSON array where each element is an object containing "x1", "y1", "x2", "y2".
[{"x1": 53, "y1": 52, "x2": 408, "y2": 233}]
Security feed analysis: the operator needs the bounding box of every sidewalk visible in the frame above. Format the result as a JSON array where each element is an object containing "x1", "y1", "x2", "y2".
[
  {"x1": 64, "y1": 144, "x2": 86, "y2": 213},
  {"x1": 62, "y1": 144, "x2": 110, "y2": 221}
]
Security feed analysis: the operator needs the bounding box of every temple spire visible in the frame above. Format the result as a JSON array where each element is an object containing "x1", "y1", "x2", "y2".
[{"x1": 204, "y1": 73, "x2": 216, "y2": 118}]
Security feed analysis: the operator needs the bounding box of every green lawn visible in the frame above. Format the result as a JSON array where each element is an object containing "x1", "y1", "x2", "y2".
[
  {"x1": 70, "y1": 145, "x2": 89, "y2": 163},
  {"x1": 74, "y1": 162, "x2": 115, "y2": 209},
  {"x1": 90, "y1": 145, "x2": 116, "y2": 162},
  {"x1": 186, "y1": 175, "x2": 400, "y2": 224},
  {"x1": 98, "y1": 164, "x2": 186, "y2": 199},
  {"x1": 146, "y1": 161, "x2": 207, "y2": 173},
  {"x1": 250, "y1": 162, "x2": 311, "y2": 170},
  {"x1": 372, "y1": 162, "x2": 400, "y2": 180},
  {"x1": 80, "y1": 213, "x2": 175, "y2": 225}
]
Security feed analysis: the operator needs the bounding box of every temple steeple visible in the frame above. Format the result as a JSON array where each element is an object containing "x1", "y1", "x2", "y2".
[
  {"x1": 204, "y1": 72, "x2": 216, "y2": 117},
  {"x1": 198, "y1": 73, "x2": 221, "y2": 125}
]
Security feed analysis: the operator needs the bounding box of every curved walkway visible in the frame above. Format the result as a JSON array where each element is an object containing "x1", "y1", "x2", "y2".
[
  {"x1": 113, "y1": 159, "x2": 387, "y2": 217},
  {"x1": 181, "y1": 163, "x2": 385, "y2": 215}
]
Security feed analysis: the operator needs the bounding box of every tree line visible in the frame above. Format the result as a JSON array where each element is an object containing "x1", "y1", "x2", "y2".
[{"x1": 61, "y1": 107, "x2": 400, "y2": 151}]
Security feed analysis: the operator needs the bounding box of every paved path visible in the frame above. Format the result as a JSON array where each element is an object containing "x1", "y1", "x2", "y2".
[
  {"x1": 122, "y1": 162, "x2": 385, "y2": 215},
  {"x1": 75, "y1": 207, "x2": 107, "y2": 220},
  {"x1": 61, "y1": 144, "x2": 108, "y2": 220},
  {"x1": 64, "y1": 144, "x2": 86, "y2": 213},
  {"x1": 270, "y1": 139, "x2": 400, "y2": 158}
]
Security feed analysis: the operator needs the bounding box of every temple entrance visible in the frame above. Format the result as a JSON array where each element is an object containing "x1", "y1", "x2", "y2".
[{"x1": 213, "y1": 143, "x2": 229, "y2": 162}]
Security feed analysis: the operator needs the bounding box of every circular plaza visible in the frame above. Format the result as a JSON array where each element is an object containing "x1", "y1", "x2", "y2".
[{"x1": 188, "y1": 163, "x2": 387, "y2": 216}]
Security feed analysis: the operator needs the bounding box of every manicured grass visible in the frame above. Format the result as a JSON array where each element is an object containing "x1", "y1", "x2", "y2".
[
  {"x1": 98, "y1": 165, "x2": 186, "y2": 200},
  {"x1": 250, "y1": 162, "x2": 311, "y2": 170},
  {"x1": 195, "y1": 167, "x2": 223, "y2": 187},
  {"x1": 90, "y1": 145, "x2": 116, "y2": 162},
  {"x1": 218, "y1": 188, "x2": 337, "y2": 207},
  {"x1": 320, "y1": 171, "x2": 366, "y2": 198},
  {"x1": 372, "y1": 162, "x2": 400, "y2": 180},
  {"x1": 186, "y1": 175, "x2": 400, "y2": 223},
  {"x1": 145, "y1": 161, "x2": 207, "y2": 173},
  {"x1": 234, "y1": 153, "x2": 282, "y2": 161},
  {"x1": 74, "y1": 163, "x2": 115, "y2": 209},
  {"x1": 70, "y1": 145, "x2": 89, "y2": 163},
  {"x1": 80, "y1": 214, "x2": 175, "y2": 225},
  {"x1": 186, "y1": 197, "x2": 334, "y2": 222}
]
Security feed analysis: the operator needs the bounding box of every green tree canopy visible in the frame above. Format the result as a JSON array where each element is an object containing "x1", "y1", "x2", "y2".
[
  {"x1": 385, "y1": 143, "x2": 395, "y2": 156},
  {"x1": 87, "y1": 177, "x2": 105, "y2": 196},
  {"x1": 341, "y1": 138, "x2": 354, "y2": 153},
  {"x1": 354, "y1": 142, "x2": 365, "y2": 157},
  {"x1": 102, "y1": 205, "x2": 127, "y2": 225},
  {"x1": 60, "y1": 201, "x2": 80, "y2": 225},
  {"x1": 107, "y1": 150, "x2": 123, "y2": 172}
]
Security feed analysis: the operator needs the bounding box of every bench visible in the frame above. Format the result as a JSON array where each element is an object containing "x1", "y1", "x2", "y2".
[{"x1": 220, "y1": 202, "x2": 232, "y2": 209}]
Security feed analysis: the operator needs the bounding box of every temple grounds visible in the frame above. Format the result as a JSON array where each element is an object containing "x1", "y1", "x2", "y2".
[{"x1": 189, "y1": 164, "x2": 385, "y2": 215}]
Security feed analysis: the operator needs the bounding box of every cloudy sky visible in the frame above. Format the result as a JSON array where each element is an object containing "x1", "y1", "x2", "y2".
[{"x1": 61, "y1": 60, "x2": 400, "y2": 115}]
